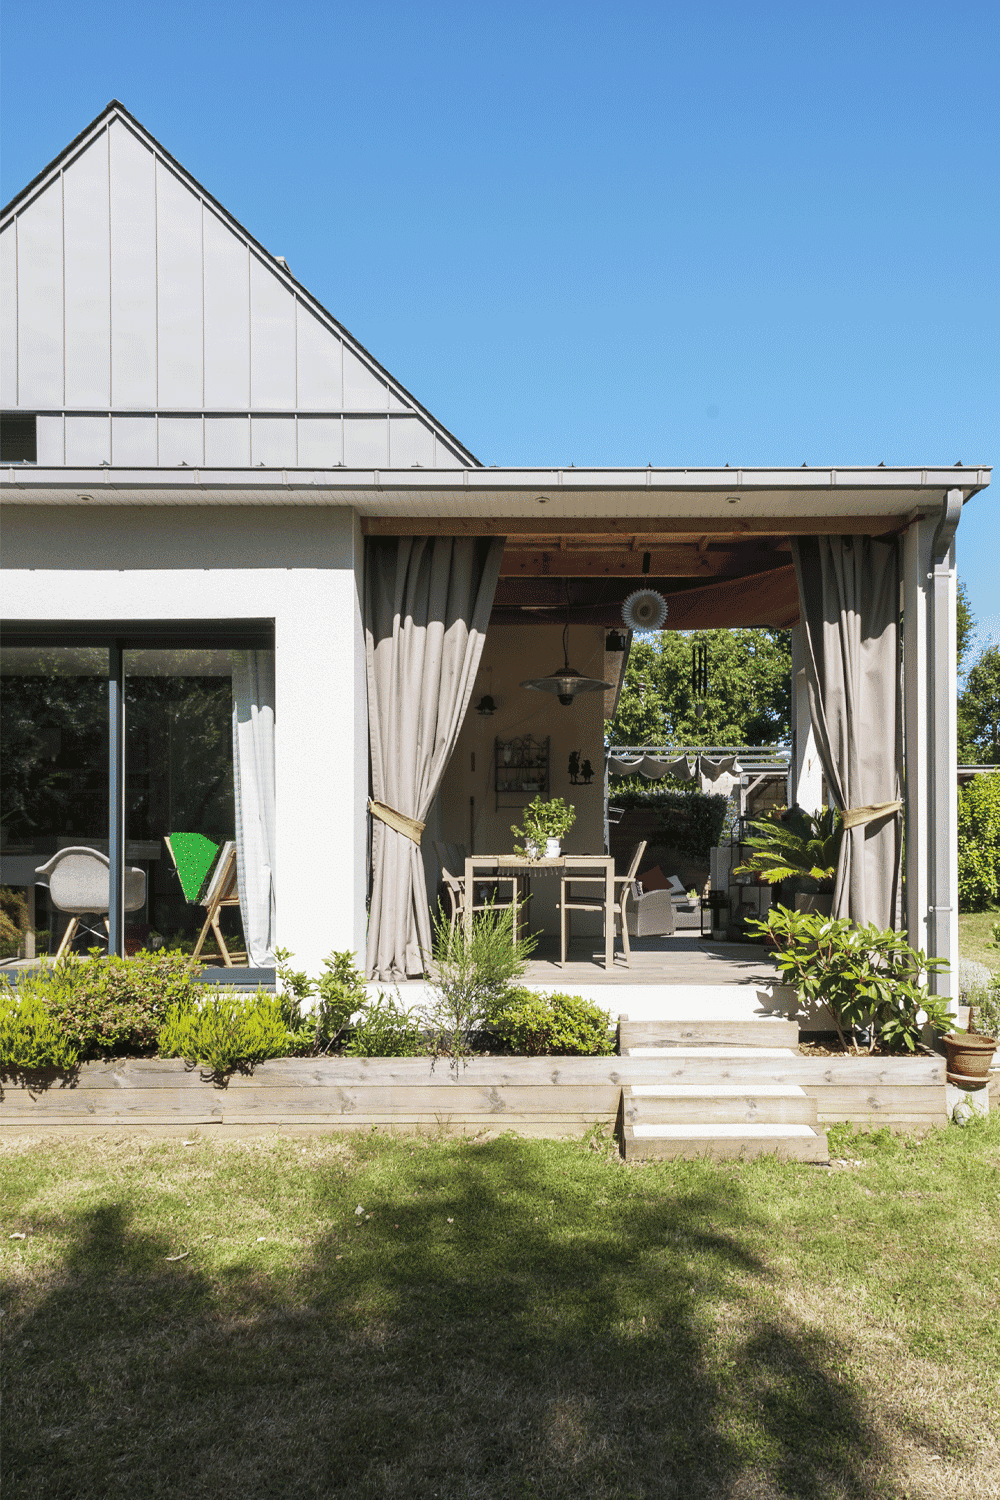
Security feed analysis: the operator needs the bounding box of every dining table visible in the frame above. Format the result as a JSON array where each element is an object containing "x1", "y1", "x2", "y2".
[{"x1": 463, "y1": 852, "x2": 617, "y2": 969}]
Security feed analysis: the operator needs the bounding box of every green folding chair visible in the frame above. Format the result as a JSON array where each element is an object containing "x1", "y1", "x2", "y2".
[{"x1": 165, "y1": 833, "x2": 241, "y2": 968}]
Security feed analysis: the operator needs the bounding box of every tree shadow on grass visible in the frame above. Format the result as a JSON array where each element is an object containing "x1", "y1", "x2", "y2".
[{"x1": 4, "y1": 1139, "x2": 915, "y2": 1500}]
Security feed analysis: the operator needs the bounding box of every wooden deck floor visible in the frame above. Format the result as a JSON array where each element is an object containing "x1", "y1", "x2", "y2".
[{"x1": 522, "y1": 934, "x2": 780, "y2": 988}]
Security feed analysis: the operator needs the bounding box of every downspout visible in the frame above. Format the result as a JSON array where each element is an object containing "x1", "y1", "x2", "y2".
[{"x1": 927, "y1": 488, "x2": 963, "y2": 998}]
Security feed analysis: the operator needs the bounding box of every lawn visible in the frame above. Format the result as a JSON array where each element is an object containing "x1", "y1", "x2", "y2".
[
  {"x1": 958, "y1": 907, "x2": 1000, "y2": 974},
  {"x1": 2, "y1": 1122, "x2": 999, "y2": 1500}
]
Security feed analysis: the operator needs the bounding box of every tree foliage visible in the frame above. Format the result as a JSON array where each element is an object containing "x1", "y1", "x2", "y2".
[
  {"x1": 958, "y1": 644, "x2": 1000, "y2": 765},
  {"x1": 607, "y1": 629, "x2": 792, "y2": 746}
]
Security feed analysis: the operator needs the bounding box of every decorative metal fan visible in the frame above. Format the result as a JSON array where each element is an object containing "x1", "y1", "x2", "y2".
[{"x1": 621, "y1": 588, "x2": 668, "y2": 631}]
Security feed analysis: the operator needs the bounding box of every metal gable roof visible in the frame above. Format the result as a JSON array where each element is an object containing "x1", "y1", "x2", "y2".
[{"x1": 1, "y1": 100, "x2": 479, "y2": 468}]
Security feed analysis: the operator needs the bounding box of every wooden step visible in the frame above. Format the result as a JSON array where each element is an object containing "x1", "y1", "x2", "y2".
[
  {"x1": 618, "y1": 1015, "x2": 800, "y2": 1051},
  {"x1": 621, "y1": 1083, "x2": 817, "y2": 1126},
  {"x1": 621, "y1": 1121, "x2": 830, "y2": 1162}
]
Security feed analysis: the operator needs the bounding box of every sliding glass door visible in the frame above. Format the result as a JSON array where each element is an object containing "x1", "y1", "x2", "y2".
[{"x1": 0, "y1": 622, "x2": 273, "y2": 965}]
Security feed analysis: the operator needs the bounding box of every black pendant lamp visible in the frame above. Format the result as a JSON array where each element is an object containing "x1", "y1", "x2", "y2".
[{"x1": 521, "y1": 620, "x2": 612, "y2": 707}]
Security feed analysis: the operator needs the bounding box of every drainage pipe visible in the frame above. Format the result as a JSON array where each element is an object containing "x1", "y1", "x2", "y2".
[{"x1": 927, "y1": 488, "x2": 963, "y2": 1002}]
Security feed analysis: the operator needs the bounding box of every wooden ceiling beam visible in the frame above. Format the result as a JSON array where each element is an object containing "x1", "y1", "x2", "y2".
[
  {"x1": 361, "y1": 515, "x2": 914, "y2": 538},
  {"x1": 499, "y1": 545, "x2": 786, "y2": 578}
]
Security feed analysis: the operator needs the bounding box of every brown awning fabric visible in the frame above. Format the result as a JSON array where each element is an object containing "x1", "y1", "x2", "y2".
[{"x1": 490, "y1": 563, "x2": 800, "y2": 629}]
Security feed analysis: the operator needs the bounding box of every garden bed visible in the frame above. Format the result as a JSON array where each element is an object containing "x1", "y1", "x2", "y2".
[{"x1": 0, "y1": 1050, "x2": 950, "y2": 1137}]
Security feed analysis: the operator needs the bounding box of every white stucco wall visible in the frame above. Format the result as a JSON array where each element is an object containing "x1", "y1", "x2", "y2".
[{"x1": 1, "y1": 504, "x2": 368, "y2": 977}]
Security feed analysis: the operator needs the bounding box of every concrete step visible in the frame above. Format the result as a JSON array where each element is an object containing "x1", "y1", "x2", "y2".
[
  {"x1": 618, "y1": 1015, "x2": 799, "y2": 1050},
  {"x1": 621, "y1": 1120, "x2": 830, "y2": 1162},
  {"x1": 621, "y1": 1082, "x2": 817, "y2": 1126}
]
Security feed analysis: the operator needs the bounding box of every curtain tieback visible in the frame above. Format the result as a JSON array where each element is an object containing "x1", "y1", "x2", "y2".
[
  {"x1": 842, "y1": 799, "x2": 903, "y2": 830},
  {"x1": 369, "y1": 799, "x2": 425, "y2": 845}
]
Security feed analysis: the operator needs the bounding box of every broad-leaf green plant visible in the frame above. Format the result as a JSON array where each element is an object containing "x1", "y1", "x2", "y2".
[
  {"x1": 750, "y1": 906, "x2": 950, "y2": 1053},
  {"x1": 511, "y1": 795, "x2": 576, "y2": 855},
  {"x1": 274, "y1": 947, "x2": 367, "y2": 1053}
]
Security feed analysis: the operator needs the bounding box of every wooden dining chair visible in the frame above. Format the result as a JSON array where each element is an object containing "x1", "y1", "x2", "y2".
[
  {"x1": 559, "y1": 840, "x2": 647, "y2": 967},
  {"x1": 433, "y1": 844, "x2": 526, "y2": 941}
]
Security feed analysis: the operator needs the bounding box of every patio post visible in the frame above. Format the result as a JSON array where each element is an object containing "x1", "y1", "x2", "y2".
[
  {"x1": 928, "y1": 490, "x2": 962, "y2": 1007},
  {"x1": 108, "y1": 639, "x2": 125, "y2": 958}
]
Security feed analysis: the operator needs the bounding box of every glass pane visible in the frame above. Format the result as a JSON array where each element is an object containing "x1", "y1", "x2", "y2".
[
  {"x1": 1, "y1": 645, "x2": 109, "y2": 957},
  {"x1": 124, "y1": 649, "x2": 242, "y2": 961}
]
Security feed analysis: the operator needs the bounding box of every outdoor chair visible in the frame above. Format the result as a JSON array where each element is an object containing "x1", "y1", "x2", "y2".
[
  {"x1": 164, "y1": 834, "x2": 242, "y2": 968},
  {"x1": 433, "y1": 843, "x2": 526, "y2": 942},
  {"x1": 559, "y1": 839, "x2": 647, "y2": 967},
  {"x1": 35, "y1": 847, "x2": 147, "y2": 959}
]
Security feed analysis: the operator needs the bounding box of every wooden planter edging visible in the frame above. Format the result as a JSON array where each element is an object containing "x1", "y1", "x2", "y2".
[{"x1": 0, "y1": 1053, "x2": 948, "y2": 1138}]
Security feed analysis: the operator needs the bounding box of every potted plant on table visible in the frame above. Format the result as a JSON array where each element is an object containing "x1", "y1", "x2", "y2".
[{"x1": 511, "y1": 795, "x2": 576, "y2": 860}]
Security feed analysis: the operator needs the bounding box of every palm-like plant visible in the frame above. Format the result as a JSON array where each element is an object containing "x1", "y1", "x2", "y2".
[{"x1": 732, "y1": 806, "x2": 843, "y2": 893}]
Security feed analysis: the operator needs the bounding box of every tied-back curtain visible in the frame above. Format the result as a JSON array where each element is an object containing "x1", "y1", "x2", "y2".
[
  {"x1": 365, "y1": 536, "x2": 504, "y2": 980},
  {"x1": 791, "y1": 537, "x2": 903, "y2": 928},
  {"x1": 232, "y1": 650, "x2": 277, "y2": 967}
]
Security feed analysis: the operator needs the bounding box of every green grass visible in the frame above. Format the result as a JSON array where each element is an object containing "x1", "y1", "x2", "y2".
[
  {"x1": 958, "y1": 907, "x2": 1000, "y2": 973},
  {"x1": 2, "y1": 1122, "x2": 999, "y2": 1499}
]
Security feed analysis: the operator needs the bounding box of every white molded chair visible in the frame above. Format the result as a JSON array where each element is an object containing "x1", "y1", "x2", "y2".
[
  {"x1": 559, "y1": 840, "x2": 647, "y2": 968},
  {"x1": 35, "y1": 847, "x2": 146, "y2": 958}
]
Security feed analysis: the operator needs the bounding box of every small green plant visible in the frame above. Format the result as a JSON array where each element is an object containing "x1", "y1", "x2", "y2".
[
  {"x1": 733, "y1": 806, "x2": 843, "y2": 894},
  {"x1": 750, "y1": 906, "x2": 951, "y2": 1053},
  {"x1": 158, "y1": 990, "x2": 305, "y2": 1077},
  {"x1": 492, "y1": 988, "x2": 613, "y2": 1055},
  {"x1": 274, "y1": 947, "x2": 367, "y2": 1053},
  {"x1": 966, "y1": 978, "x2": 1000, "y2": 1039},
  {"x1": 511, "y1": 795, "x2": 576, "y2": 856},
  {"x1": 425, "y1": 901, "x2": 538, "y2": 1058},
  {"x1": 0, "y1": 990, "x2": 80, "y2": 1072},
  {"x1": 345, "y1": 989, "x2": 423, "y2": 1057}
]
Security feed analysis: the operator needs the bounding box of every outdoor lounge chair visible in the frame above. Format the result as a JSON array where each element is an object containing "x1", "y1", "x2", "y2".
[
  {"x1": 35, "y1": 847, "x2": 147, "y2": 958},
  {"x1": 559, "y1": 840, "x2": 647, "y2": 967}
]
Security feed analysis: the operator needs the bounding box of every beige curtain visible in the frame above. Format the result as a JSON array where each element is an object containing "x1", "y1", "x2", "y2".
[
  {"x1": 365, "y1": 536, "x2": 504, "y2": 980},
  {"x1": 791, "y1": 537, "x2": 903, "y2": 928}
]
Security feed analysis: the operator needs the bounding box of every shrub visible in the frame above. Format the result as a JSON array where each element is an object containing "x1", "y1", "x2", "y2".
[
  {"x1": 11, "y1": 951, "x2": 202, "y2": 1059},
  {"x1": 0, "y1": 990, "x2": 80, "y2": 1071},
  {"x1": 751, "y1": 906, "x2": 951, "y2": 1053},
  {"x1": 609, "y1": 783, "x2": 729, "y2": 862},
  {"x1": 274, "y1": 947, "x2": 367, "y2": 1054},
  {"x1": 158, "y1": 990, "x2": 305, "y2": 1076},
  {"x1": 345, "y1": 989, "x2": 423, "y2": 1057},
  {"x1": 957, "y1": 773, "x2": 1000, "y2": 911},
  {"x1": 492, "y1": 989, "x2": 614, "y2": 1056},
  {"x1": 425, "y1": 901, "x2": 538, "y2": 1058},
  {"x1": 0, "y1": 887, "x2": 29, "y2": 960}
]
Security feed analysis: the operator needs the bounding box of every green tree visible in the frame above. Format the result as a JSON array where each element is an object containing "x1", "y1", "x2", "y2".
[
  {"x1": 957, "y1": 577, "x2": 976, "y2": 681},
  {"x1": 607, "y1": 629, "x2": 792, "y2": 746},
  {"x1": 959, "y1": 644, "x2": 1000, "y2": 764}
]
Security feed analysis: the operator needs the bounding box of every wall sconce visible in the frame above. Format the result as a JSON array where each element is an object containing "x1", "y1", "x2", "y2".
[
  {"x1": 475, "y1": 695, "x2": 496, "y2": 717},
  {"x1": 605, "y1": 630, "x2": 627, "y2": 653}
]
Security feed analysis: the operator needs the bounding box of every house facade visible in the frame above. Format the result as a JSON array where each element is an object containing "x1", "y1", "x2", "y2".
[{"x1": 1, "y1": 103, "x2": 990, "y2": 995}]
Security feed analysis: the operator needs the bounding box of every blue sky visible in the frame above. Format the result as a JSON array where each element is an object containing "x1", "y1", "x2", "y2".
[{"x1": 4, "y1": 0, "x2": 998, "y2": 654}]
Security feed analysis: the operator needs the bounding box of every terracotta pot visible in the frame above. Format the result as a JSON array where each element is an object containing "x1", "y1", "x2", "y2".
[{"x1": 943, "y1": 1031, "x2": 997, "y2": 1085}]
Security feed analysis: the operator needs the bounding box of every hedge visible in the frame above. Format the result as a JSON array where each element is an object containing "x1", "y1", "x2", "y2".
[{"x1": 957, "y1": 772, "x2": 1000, "y2": 912}]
